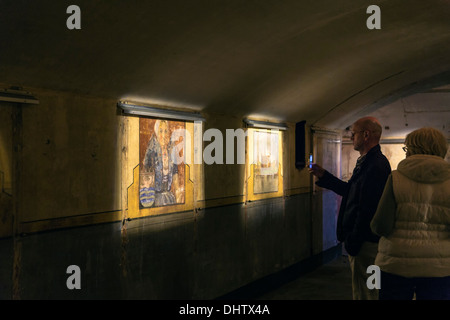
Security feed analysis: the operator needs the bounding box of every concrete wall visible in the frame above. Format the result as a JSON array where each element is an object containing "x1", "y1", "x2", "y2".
[
  {"x1": 342, "y1": 143, "x2": 405, "y2": 180},
  {"x1": 342, "y1": 142, "x2": 450, "y2": 180},
  {"x1": 0, "y1": 86, "x2": 332, "y2": 299}
]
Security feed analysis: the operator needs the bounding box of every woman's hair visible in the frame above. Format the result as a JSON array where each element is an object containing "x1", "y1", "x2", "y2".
[{"x1": 405, "y1": 127, "x2": 448, "y2": 158}]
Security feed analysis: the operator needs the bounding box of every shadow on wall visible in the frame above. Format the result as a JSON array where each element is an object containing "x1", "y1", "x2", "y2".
[{"x1": 0, "y1": 102, "x2": 13, "y2": 239}]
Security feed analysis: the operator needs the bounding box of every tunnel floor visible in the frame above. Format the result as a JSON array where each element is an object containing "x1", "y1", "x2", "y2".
[{"x1": 256, "y1": 255, "x2": 352, "y2": 300}]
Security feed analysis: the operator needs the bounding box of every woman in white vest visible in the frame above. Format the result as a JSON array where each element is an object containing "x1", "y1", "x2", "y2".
[{"x1": 371, "y1": 127, "x2": 450, "y2": 300}]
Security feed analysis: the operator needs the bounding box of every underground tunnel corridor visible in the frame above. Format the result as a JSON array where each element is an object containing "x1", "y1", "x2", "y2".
[{"x1": 0, "y1": 1, "x2": 449, "y2": 309}]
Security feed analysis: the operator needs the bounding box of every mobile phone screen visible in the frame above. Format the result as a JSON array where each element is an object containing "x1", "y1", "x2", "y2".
[{"x1": 309, "y1": 154, "x2": 313, "y2": 168}]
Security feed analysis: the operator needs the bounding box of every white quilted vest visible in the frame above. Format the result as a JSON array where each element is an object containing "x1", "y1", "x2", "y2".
[{"x1": 375, "y1": 155, "x2": 450, "y2": 277}]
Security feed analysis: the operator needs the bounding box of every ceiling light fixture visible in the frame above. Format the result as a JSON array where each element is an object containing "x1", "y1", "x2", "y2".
[
  {"x1": 0, "y1": 87, "x2": 39, "y2": 104},
  {"x1": 118, "y1": 101, "x2": 205, "y2": 122},
  {"x1": 243, "y1": 118, "x2": 288, "y2": 131}
]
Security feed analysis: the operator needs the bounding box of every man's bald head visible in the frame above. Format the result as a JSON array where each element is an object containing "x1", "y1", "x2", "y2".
[
  {"x1": 351, "y1": 116, "x2": 383, "y2": 155},
  {"x1": 352, "y1": 116, "x2": 382, "y2": 141}
]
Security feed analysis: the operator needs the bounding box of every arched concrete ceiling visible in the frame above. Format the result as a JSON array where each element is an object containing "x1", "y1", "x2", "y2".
[{"x1": 1, "y1": 0, "x2": 450, "y2": 135}]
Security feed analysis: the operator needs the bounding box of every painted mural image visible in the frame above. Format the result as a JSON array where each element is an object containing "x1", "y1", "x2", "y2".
[
  {"x1": 139, "y1": 118, "x2": 185, "y2": 208},
  {"x1": 253, "y1": 130, "x2": 279, "y2": 194}
]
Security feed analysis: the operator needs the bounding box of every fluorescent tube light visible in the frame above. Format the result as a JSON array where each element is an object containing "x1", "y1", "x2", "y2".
[
  {"x1": 0, "y1": 87, "x2": 39, "y2": 104},
  {"x1": 243, "y1": 118, "x2": 288, "y2": 131},
  {"x1": 118, "y1": 101, "x2": 205, "y2": 122}
]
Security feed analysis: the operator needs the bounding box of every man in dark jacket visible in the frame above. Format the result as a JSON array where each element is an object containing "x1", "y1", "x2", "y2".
[{"x1": 309, "y1": 116, "x2": 391, "y2": 300}]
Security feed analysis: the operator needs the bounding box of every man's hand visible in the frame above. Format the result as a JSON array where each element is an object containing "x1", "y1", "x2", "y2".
[{"x1": 308, "y1": 163, "x2": 325, "y2": 179}]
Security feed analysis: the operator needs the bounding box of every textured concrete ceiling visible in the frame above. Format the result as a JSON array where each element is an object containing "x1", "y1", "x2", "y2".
[{"x1": 1, "y1": 0, "x2": 449, "y2": 135}]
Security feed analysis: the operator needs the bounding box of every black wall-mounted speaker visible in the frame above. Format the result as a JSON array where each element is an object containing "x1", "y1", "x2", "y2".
[{"x1": 295, "y1": 121, "x2": 306, "y2": 169}]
